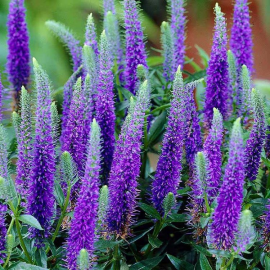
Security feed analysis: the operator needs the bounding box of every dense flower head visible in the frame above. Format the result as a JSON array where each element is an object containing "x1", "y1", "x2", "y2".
[
  {"x1": 263, "y1": 201, "x2": 270, "y2": 249},
  {"x1": 184, "y1": 81, "x2": 203, "y2": 166},
  {"x1": 124, "y1": 0, "x2": 148, "y2": 94},
  {"x1": 85, "y1": 14, "x2": 99, "y2": 62},
  {"x1": 7, "y1": 0, "x2": 30, "y2": 101},
  {"x1": 230, "y1": 0, "x2": 254, "y2": 75},
  {"x1": 152, "y1": 67, "x2": 185, "y2": 214},
  {"x1": 103, "y1": 0, "x2": 115, "y2": 15},
  {"x1": 244, "y1": 88, "x2": 266, "y2": 181},
  {"x1": 107, "y1": 80, "x2": 150, "y2": 236},
  {"x1": 204, "y1": 4, "x2": 230, "y2": 128},
  {"x1": 169, "y1": 0, "x2": 186, "y2": 71},
  {"x1": 210, "y1": 118, "x2": 245, "y2": 250},
  {"x1": 62, "y1": 77, "x2": 87, "y2": 191},
  {"x1": 96, "y1": 31, "x2": 116, "y2": 183},
  {"x1": 15, "y1": 86, "x2": 33, "y2": 197},
  {"x1": 51, "y1": 101, "x2": 60, "y2": 145},
  {"x1": 234, "y1": 209, "x2": 256, "y2": 253},
  {"x1": 46, "y1": 20, "x2": 82, "y2": 72},
  {"x1": 240, "y1": 64, "x2": 252, "y2": 116},
  {"x1": 0, "y1": 125, "x2": 9, "y2": 182},
  {"x1": 204, "y1": 108, "x2": 223, "y2": 202},
  {"x1": 0, "y1": 203, "x2": 7, "y2": 264},
  {"x1": 61, "y1": 66, "x2": 82, "y2": 145},
  {"x1": 67, "y1": 119, "x2": 101, "y2": 270},
  {"x1": 27, "y1": 58, "x2": 56, "y2": 244},
  {"x1": 0, "y1": 74, "x2": 3, "y2": 122},
  {"x1": 104, "y1": 11, "x2": 125, "y2": 83},
  {"x1": 161, "y1": 21, "x2": 174, "y2": 83}
]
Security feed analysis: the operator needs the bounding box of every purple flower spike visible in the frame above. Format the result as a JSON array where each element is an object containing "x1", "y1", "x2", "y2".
[
  {"x1": 169, "y1": 0, "x2": 186, "y2": 71},
  {"x1": 230, "y1": 0, "x2": 254, "y2": 75},
  {"x1": 67, "y1": 119, "x2": 101, "y2": 270},
  {"x1": 46, "y1": 21, "x2": 82, "y2": 72},
  {"x1": 210, "y1": 118, "x2": 245, "y2": 250},
  {"x1": 263, "y1": 201, "x2": 270, "y2": 249},
  {"x1": 204, "y1": 4, "x2": 230, "y2": 128},
  {"x1": 103, "y1": 0, "x2": 115, "y2": 15},
  {"x1": 96, "y1": 31, "x2": 116, "y2": 183},
  {"x1": 107, "y1": 80, "x2": 150, "y2": 236},
  {"x1": 7, "y1": 0, "x2": 30, "y2": 105},
  {"x1": 184, "y1": 81, "x2": 203, "y2": 166},
  {"x1": 0, "y1": 204, "x2": 7, "y2": 264},
  {"x1": 0, "y1": 74, "x2": 3, "y2": 122},
  {"x1": 204, "y1": 108, "x2": 223, "y2": 202},
  {"x1": 60, "y1": 66, "x2": 82, "y2": 145},
  {"x1": 62, "y1": 77, "x2": 87, "y2": 182},
  {"x1": 16, "y1": 86, "x2": 33, "y2": 197},
  {"x1": 244, "y1": 89, "x2": 266, "y2": 181},
  {"x1": 27, "y1": 58, "x2": 56, "y2": 245},
  {"x1": 124, "y1": 0, "x2": 148, "y2": 94},
  {"x1": 152, "y1": 67, "x2": 185, "y2": 214}
]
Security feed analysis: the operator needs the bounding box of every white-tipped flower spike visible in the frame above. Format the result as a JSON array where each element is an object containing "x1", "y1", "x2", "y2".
[
  {"x1": 6, "y1": 234, "x2": 14, "y2": 253},
  {"x1": 161, "y1": 21, "x2": 174, "y2": 83},
  {"x1": 163, "y1": 192, "x2": 175, "y2": 217},
  {"x1": 12, "y1": 111, "x2": 21, "y2": 137},
  {"x1": 51, "y1": 102, "x2": 60, "y2": 145},
  {"x1": 227, "y1": 50, "x2": 238, "y2": 109},
  {"x1": 241, "y1": 64, "x2": 252, "y2": 115},
  {"x1": 234, "y1": 209, "x2": 256, "y2": 253},
  {"x1": 77, "y1": 248, "x2": 90, "y2": 270},
  {"x1": 97, "y1": 185, "x2": 109, "y2": 227},
  {"x1": 61, "y1": 151, "x2": 78, "y2": 186}
]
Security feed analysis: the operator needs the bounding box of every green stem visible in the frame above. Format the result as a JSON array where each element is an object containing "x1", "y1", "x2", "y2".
[
  {"x1": 112, "y1": 244, "x2": 120, "y2": 270},
  {"x1": 204, "y1": 193, "x2": 211, "y2": 213},
  {"x1": 7, "y1": 218, "x2": 15, "y2": 235},
  {"x1": 150, "y1": 104, "x2": 170, "y2": 115},
  {"x1": 15, "y1": 217, "x2": 32, "y2": 263},
  {"x1": 3, "y1": 253, "x2": 11, "y2": 269},
  {"x1": 267, "y1": 167, "x2": 270, "y2": 190},
  {"x1": 46, "y1": 185, "x2": 71, "y2": 254},
  {"x1": 221, "y1": 256, "x2": 234, "y2": 270}
]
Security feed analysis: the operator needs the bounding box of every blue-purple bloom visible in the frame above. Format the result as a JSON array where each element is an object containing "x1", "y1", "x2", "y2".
[
  {"x1": 66, "y1": 119, "x2": 101, "y2": 270},
  {"x1": 124, "y1": 0, "x2": 148, "y2": 94},
  {"x1": 169, "y1": 0, "x2": 186, "y2": 71},
  {"x1": 204, "y1": 4, "x2": 230, "y2": 128},
  {"x1": 96, "y1": 31, "x2": 116, "y2": 183},
  {"x1": 0, "y1": 74, "x2": 3, "y2": 122},
  {"x1": 230, "y1": 0, "x2": 254, "y2": 75},
  {"x1": 107, "y1": 80, "x2": 149, "y2": 236},
  {"x1": 27, "y1": 58, "x2": 56, "y2": 244},
  {"x1": 46, "y1": 21, "x2": 82, "y2": 72},
  {"x1": 15, "y1": 86, "x2": 33, "y2": 197},
  {"x1": 7, "y1": 0, "x2": 30, "y2": 104},
  {"x1": 244, "y1": 88, "x2": 266, "y2": 181},
  {"x1": 152, "y1": 67, "x2": 185, "y2": 213},
  {"x1": 210, "y1": 118, "x2": 245, "y2": 250},
  {"x1": 0, "y1": 204, "x2": 7, "y2": 264},
  {"x1": 204, "y1": 108, "x2": 223, "y2": 202}
]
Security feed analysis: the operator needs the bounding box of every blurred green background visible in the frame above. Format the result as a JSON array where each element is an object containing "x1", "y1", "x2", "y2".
[{"x1": 0, "y1": 0, "x2": 269, "y2": 90}]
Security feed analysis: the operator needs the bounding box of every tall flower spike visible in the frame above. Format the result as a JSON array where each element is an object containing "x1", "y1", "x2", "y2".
[
  {"x1": 204, "y1": 108, "x2": 223, "y2": 202},
  {"x1": 85, "y1": 14, "x2": 99, "y2": 61},
  {"x1": 204, "y1": 4, "x2": 230, "y2": 128},
  {"x1": 46, "y1": 21, "x2": 81, "y2": 72},
  {"x1": 51, "y1": 101, "x2": 60, "y2": 145},
  {"x1": 169, "y1": 0, "x2": 186, "y2": 70},
  {"x1": 97, "y1": 185, "x2": 109, "y2": 228},
  {"x1": 104, "y1": 0, "x2": 115, "y2": 15},
  {"x1": 230, "y1": 0, "x2": 254, "y2": 75},
  {"x1": 0, "y1": 203, "x2": 7, "y2": 264},
  {"x1": 151, "y1": 67, "x2": 185, "y2": 214},
  {"x1": 244, "y1": 88, "x2": 266, "y2": 181},
  {"x1": 0, "y1": 74, "x2": 3, "y2": 121},
  {"x1": 12, "y1": 111, "x2": 21, "y2": 137},
  {"x1": 210, "y1": 118, "x2": 245, "y2": 250},
  {"x1": 7, "y1": 0, "x2": 30, "y2": 107},
  {"x1": 124, "y1": 0, "x2": 148, "y2": 94},
  {"x1": 161, "y1": 21, "x2": 174, "y2": 83},
  {"x1": 240, "y1": 64, "x2": 251, "y2": 115},
  {"x1": 61, "y1": 66, "x2": 82, "y2": 145},
  {"x1": 96, "y1": 31, "x2": 116, "y2": 183},
  {"x1": 184, "y1": 81, "x2": 203, "y2": 166},
  {"x1": 107, "y1": 80, "x2": 150, "y2": 236},
  {"x1": 227, "y1": 50, "x2": 238, "y2": 111},
  {"x1": 234, "y1": 209, "x2": 256, "y2": 253},
  {"x1": 62, "y1": 77, "x2": 87, "y2": 182},
  {"x1": 66, "y1": 119, "x2": 101, "y2": 270},
  {"x1": 263, "y1": 201, "x2": 270, "y2": 249},
  {"x1": 27, "y1": 58, "x2": 56, "y2": 244},
  {"x1": 16, "y1": 86, "x2": 33, "y2": 197},
  {"x1": 104, "y1": 11, "x2": 125, "y2": 83}
]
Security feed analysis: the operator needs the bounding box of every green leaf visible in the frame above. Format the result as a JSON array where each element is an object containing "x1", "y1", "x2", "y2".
[
  {"x1": 94, "y1": 239, "x2": 122, "y2": 250},
  {"x1": 148, "y1": 234, "x2": 162, "y2": 249},
  {"x1": 129, "y1": 227, "x2": 153, "y2": 244},
  {"x1": 139, "y1": 203, "x2": 161, "y2": 220},
  {"x1": 12, "y1": 263, "x2": 48, "y2": 270},
  {"x1": 167, "y1": 254, "x2": 194, "y2": 270},
  {"x1": 18, "y1": 215, "x2": 43, "y2": 230},
  {"x1": 167, "y1": 214, "x2": 187, "y2": 223},
  {"x1": 199, "y1": 254, "x2": 213, "y2": 270},
  {"x1": 265, "y1": 256, "x2": 270, "y2": 270},
  {"x1": 116, "y1": 100, "x2": 130, "y2": 112},
  {"x1": 54, "y1": 181, "x2": 65, "y2": 207},
  {"x1": 147, "y1": 56, "x2": 164, "y2": 67},
  {"x1": 195, "y1": 45, "x2": 210, "y2": 68},
  {"x1": 130, "y1": 255, "x2": 165, "y2": 270},
  {"x1": 200, "y1": 217, "x2": 210, "y2": 228},
  {"x1": 184, "y1": 70, "x2": 206, "y2": 84}
]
